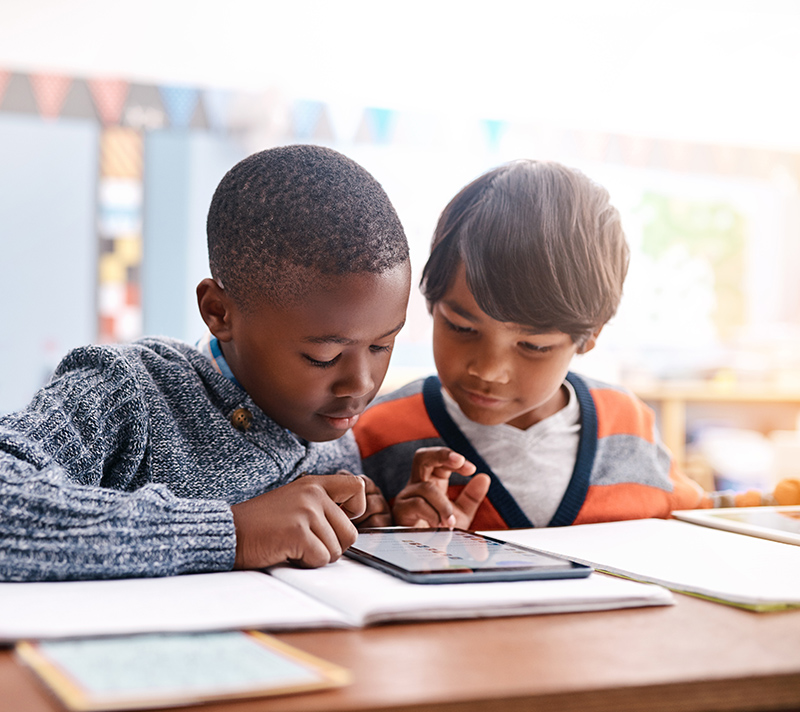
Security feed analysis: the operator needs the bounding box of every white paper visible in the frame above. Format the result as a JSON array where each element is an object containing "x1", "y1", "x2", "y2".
[
  {"x1": 0, "y1": 571, "x2": 350, "y2": 642},
  {"x1": 483, "y1": 519, "x2": 800, "y2": 608},
  {"x1": 270, "y1": 557, "x2": 673, "y2": 625}
]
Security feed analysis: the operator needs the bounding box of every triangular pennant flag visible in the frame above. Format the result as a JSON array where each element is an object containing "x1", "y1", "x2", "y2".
[
  {"x1": 88, "y1": 78, "x2": 130, "y2": 125},
  {"x1": 292, "y1": 99, "x2": 323, "y2": 140},
  {"x1": 366, "y1": 107, "x2": 396, "y2": 144},
  {"x1": 30, "y1": 73, "x2": 72, "y2": 119},
  {"x1": 159, "y1": 86, "x2": 199, "y2": 129},
  {"x1": 483, "y1": 119, "x2": 507, "y2": 152}
]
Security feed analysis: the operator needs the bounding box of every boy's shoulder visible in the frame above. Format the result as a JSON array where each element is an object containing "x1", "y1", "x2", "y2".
[
  {"x1": 57, "y1": 336, "x2": 199, "y2": 365},
  {"x1": 53, "y1": 337, "x2": 220, "y2": 386},
  {"x1": 369, "y1": 376, "x2": 430, "y2": 408}
]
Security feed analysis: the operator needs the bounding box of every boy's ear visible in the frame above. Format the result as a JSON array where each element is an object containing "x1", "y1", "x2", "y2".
[
  {"x1": 196, "y1": 278, "x2": 235, "y2": 342},
  {"x1": 577, "y1": 326, "x2": 604, "y2": 355}
]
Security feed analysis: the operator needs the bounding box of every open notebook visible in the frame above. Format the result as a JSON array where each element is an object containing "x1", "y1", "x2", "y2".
[{"x1": 0, "y1": 557, "x2": 672, "y2": 642}]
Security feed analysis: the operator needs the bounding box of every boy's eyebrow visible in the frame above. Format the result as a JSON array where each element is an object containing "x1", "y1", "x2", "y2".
[
  {"x1": 303, "y1": 320, "x2": 406, "y2": 345},
  {"x1": 444, "y1": 300, "x2": 552, "y2": 336}
]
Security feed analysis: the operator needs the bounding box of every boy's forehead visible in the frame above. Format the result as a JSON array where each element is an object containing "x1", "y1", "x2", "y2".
[{"x1": 242, "y1": 264, "x2": 410, "y2": 338}]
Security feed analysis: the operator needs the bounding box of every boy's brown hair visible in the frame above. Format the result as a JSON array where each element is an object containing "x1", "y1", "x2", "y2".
[{"x1": 421, "y1": 160, "x2": 629, "y2": 345}]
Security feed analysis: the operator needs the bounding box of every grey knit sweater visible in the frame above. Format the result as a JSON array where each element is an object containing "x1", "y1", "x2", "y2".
[{"x1": 0, "y1": 337, "x2": 361, "y2": 582}]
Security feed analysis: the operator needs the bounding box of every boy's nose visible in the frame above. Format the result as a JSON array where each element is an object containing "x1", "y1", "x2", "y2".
[
  {"x1": 467, "y1": 347, "x2": 511, "y2": 385},
  {"x1": 333, "y1": 356, "x2": 375, "y2": 398}
]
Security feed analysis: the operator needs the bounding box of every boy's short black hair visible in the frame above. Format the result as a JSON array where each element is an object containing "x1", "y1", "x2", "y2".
[
  {"x1": 207, "y1": 144, "x2": 409, "y2": 310},
  {"x1": 421, "y1": 160, "x2": 629, "y2": 344}
]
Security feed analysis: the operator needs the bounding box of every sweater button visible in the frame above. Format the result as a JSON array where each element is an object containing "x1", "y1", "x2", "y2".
[{"x1": 230, "y1": 407, "x2": 253, "y2": 432}]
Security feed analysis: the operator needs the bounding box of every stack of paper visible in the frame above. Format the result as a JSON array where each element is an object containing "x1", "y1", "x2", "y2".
[{"x1": 485, "y1": 519, "x2": 800, "y2": 611}]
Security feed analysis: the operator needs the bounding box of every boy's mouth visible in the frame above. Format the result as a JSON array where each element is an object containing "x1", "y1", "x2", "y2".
[
  {"x1": 462, "y1": 388, "x2": 507, "y2": 408},
  {"x1": 319, "y1": 411, "x2": 362, "y2": 430}
]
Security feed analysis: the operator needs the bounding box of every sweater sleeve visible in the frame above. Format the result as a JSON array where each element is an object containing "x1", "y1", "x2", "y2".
[{"x1": 0, "y1": 350, "x2": 237, "y2": 581}]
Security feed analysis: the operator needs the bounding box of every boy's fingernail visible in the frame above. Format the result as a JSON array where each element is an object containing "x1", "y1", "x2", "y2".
[{"x1": 447, "y1": 515, "x2": 456, "y2": 529}]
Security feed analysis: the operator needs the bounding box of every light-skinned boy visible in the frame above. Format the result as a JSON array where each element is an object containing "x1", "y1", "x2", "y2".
[
  {"x1": 354, "y1": 159, "x2": 797, "y2": 530},
  {"x1": 0, "y1": 144, "x2": 410, "y2": 581}
]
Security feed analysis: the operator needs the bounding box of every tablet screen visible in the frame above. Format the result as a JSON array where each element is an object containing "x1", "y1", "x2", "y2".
[{"x1": 346, "y1": 528, "x2": 591, "y2": 583}]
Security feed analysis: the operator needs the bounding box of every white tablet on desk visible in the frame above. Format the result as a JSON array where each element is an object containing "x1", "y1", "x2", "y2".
[
  {"x1": 345, "y1": 528, "x2": 592, "y2": 584},
  {"x1": 673, "y1": 505, "x2": 800, "y2": 546}
]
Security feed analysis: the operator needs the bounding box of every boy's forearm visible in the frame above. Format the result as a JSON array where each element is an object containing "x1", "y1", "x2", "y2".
[{"x1": 0, "y1": 457, "x2": 236, "y2": 582}]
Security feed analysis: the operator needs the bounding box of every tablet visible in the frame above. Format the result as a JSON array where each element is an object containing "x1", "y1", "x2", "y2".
[
  {"x1": 345, "y1": 528, "x2": 592, "y2": 584},
  {"x1": 673, "y1": 505, "x2": 800, "y2": 546}
]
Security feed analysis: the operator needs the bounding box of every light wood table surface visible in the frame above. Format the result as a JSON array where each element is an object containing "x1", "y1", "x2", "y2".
[{"x1": 2, "y1": 589, "x2": 799, "y2": 712}]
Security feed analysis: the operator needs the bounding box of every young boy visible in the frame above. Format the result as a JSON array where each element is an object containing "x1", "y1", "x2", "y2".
[
  {"x1": 354, "y1": 160, "x2": 793, "y2": 530},
  {"x1": 0, "y1": 144, "x2": 410, "y2": 581}
]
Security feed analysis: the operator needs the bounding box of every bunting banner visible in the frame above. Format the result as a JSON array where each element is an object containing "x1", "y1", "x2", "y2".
[{"x1": 3, "y1": 63, "x2": 796, "y2": 188}]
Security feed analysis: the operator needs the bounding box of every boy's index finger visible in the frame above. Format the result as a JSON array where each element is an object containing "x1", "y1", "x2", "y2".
[{"x1": 411, "y1": 447, "x2": 474, "y2": 483}]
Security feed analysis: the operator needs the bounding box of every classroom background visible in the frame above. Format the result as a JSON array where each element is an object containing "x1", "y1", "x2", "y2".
[{"x1": 2, "y1": 0, "x2": 800, "y2": 495}]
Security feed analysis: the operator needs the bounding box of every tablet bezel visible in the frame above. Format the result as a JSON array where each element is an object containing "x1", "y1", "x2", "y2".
[{"x1": 345, "y1": 528, "x2": 593, "y2": 584}]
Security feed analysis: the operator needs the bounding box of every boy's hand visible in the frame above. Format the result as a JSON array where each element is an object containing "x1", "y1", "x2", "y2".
[
  {"x1": 230, "y1": 473, "x2": 366, "y2": 570},
  {"x1": 392, "y1": 447, "x2": 491, "y2": 530},
  {"x1": 353, "y1": 475, "x2": 393, "y2": 528}
]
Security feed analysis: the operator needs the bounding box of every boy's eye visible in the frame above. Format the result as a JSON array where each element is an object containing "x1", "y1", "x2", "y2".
[
  {"x1": 520, "y1": 342, "x2": 552, "y2": 354},
  {"x1": 443, "y1": 317, "x2": 476, "y2": 335},
  {"x1": 304, "y1": 354, "x2": 340, "y2": 368},
  {"x1": 369, "y1": 344, "x2": 393, "y2": 354}
]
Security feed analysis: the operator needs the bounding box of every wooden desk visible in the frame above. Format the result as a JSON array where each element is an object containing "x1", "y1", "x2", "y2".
[{"x1": 3, "y1": 591, "x2": 799, "y2": 712}]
